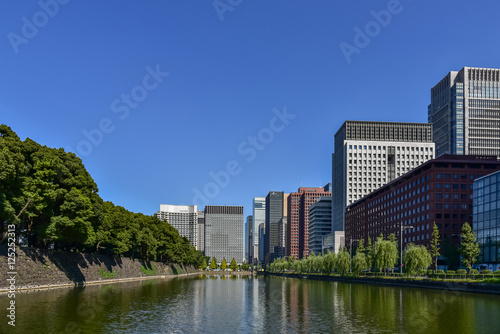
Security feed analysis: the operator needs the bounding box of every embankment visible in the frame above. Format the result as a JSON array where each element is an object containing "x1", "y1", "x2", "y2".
[
  {"x1": 265, "y1": 272, "x2": 500, "y2": 295},
  {"x1": 0, "y1": 246, "x2": 198, "y2": 292}
]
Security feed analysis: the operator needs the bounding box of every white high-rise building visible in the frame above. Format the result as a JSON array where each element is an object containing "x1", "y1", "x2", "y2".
[
  {"x1": 332, "y1": 121, "x2": 435, "y2": 251},
  {"x1": 252, "y1": 197, "x2": 265, "y2": 263},
  {"x1": 204, "y1": 206, "x2": 244, "y2": 264},
  {"x1": 157, "y1": 204, "x2": 199, "y2": 250}
]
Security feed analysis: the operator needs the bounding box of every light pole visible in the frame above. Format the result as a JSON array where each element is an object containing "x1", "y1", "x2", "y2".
[
  {"x1": 400, "y1": 224, "x2": 414, "y2": 273},
  {"x1": 350, "y1": 238, "x2": 360, "y2": 272}
]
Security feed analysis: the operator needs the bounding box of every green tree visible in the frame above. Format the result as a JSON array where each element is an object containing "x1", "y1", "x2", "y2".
[
  {"x1": 221, "y1": 258, "x2": 227, "y2": 270},
  {"x1": 230, "y1": 258, "x2": 238, "y2": 271},
  {"x1": 336, "y1": 248, "x2": 351, "y2": 276},
  {"x1": 352, "y1": 246, "x2": 367, "y2": 276},
  {"x1": 210, "y1": 257, "x2": 218, "y2": 270},
  {"x1": 403, "y1": 243, "x2": 432, "y2": 275},
  {"x1": 365, "y1": 237, "x2": 373, "y2": 272},
  {"x1": 323, "y1": 250, "x2": 335, "y2": 274},
  {"x1": 201, "y1": 259, "x2": 208, "y2": 270},
  {"x1": 241, "y1": 261, "x2": 249, "y2": 271},
  {"x1": 374, "y1": 234, "x2": 398, "y2": 275},
  {"x1": 460, "y1": 222, "x2": 480, "y2": 272},
  {"x1": 429, "y1": 222, "x2": 441, "y2": 270}
]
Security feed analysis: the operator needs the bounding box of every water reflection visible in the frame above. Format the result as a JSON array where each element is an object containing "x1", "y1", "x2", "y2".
[{"x1": 2, "y1": 276, "x2": 500, "y2": 333}]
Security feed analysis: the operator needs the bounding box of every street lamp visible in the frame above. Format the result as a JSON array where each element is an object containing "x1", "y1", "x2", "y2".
[
  {"x1": 400, "y1": 224, "x2": 414, "y2": 273},
  {"x1": 350, "y1": 238, "x2": 360, "y2": 272}
]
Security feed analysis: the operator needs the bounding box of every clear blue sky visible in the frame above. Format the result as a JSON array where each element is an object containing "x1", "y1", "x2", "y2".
[{"x1": 1, "y1": 0, "x2": 499, "y2": 219}]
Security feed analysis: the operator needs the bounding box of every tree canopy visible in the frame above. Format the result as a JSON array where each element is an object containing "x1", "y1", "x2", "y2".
[{"x1": 0, "y1": 125, "x2": 204, "y2": 267}]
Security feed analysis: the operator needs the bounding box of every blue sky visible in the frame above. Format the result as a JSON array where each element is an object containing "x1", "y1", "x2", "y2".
[{"x1": 1, "y1": 0, "x2": 499, "y2": 219}]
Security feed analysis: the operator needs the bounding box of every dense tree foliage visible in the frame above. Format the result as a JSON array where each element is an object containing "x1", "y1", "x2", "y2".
[
  {"x1": 429, "y1": 223, "x2": 441, "y2": 270},
  {"x1": 403, "y1": 243, "x2": 432, "y2": 275},
  {"x1": 230, "y1": 258, "x2": 238, "y2": 271},
  {"x1": 373, "y1": 234, "x2": 398, "y2": 275},
  {"x1": 210, "y1": 257, "x2": 218, "y2": 270},
  {"x1": 460, "y1": 222, "x2": 480, "y2": 272},
  {"x1": 0, "y1": 125, "x2": 204, "y2": 266}
]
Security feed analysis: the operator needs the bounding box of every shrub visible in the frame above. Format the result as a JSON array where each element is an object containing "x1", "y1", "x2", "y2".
[
  {"x1": 99, "y1": 269, "x2": 117, "y2": 279},
  {"x1": 457, "y1": 269, "x2": 467, "y2": 275},
  {"x1": 494, "y1": 270, "x2": 500, "y2": 275},
  {"x1": 436, "y1": 270, "x2": 445, "y2": 274},
  {"x1": 427, "y1": 269, "x2": 434, "y2": 275},
  {"x1": 481, "y1": 269, "x2": 493, "y2": 274},
  {"x1": 446, "y1": 270, "x2": 456, "y2": 274},
  {"x1": 141, "y1": 264, "x2": 157, "y2": 276},
  {"x1": 469, "y1": 269, "x2": 479, "y2": 274}
]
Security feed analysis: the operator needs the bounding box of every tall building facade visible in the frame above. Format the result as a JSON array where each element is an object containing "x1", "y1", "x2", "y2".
[
  {"x1": 308, "y1": 196, "x2": 332, "y2": 256},
  {"x1": 277, "y1": 216, "x2": 287, "y2": 259},
  {"x1": 429, "y1": 67, "x2": 500, "y2": 158},
  {"x1": 287, "y1": 186, "x2": 332, "y2": 259},
  {"x1": 204, "y1": 205, "x2": 244, "y2": 264},
  {"x1": 332, "y1": 121, "x2": 435, "y2": 251},
  {"x1": 265, "y1": 191, "x2": 287, "y2": 264},
  {"x1": 473, "y1": 170, "x2": 500, "y2": 271},
  {"x1": 157, "y1": 204, "x2": 199, "y2": 250},
  {"x1": 197, "y1": 210, "x2": 205, "y2": 253},
  {"x1": 345, "y1": 155, "x2": 500, "y2": 269},
  {"x1": 259, "y1": 223, "x2": 265, "y2": 265},
  {"x1": 252, "y1": 197, "x2": 266, "y2": 263},
  {"x1": 246, "y1": 215, "x2": 253, "y2": 264}
]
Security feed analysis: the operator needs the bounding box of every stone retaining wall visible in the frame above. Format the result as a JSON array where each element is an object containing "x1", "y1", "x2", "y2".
[{"x1": 0, "y1": 246, "x2": 198, "y2": 291}]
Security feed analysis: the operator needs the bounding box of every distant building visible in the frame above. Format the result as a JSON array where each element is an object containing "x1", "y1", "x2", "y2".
[
  {"x1": 246, "y1": 215, "x2": 253, "y2": 264},
  {"x1": 332, "y1": 121, "x2": 435, "y2": 252},
  {"x1": 265, "y1": 191, "x2": 287, "y2": 264},
  {"x1": 253, "y1": 197, "x2": 266, "y2": 263},
  {"x1": 204, "y1": 205, "x2": 244, "y2": 264},
  {"x1": 473, "y1": 170, "x2": 500, "y2": 271},
  {"x1": 345, "y1": 155, "x2": 500, "y2": 269},
  {"x1": 429, "y1": 67, "x2": 500, "y2": 158},
  {"x1": 157, "y1": 204, "x2": 199, "y2": 250},
  {"x1": 197, "y1": 210, "x2": 205, "y2": 253},
  {"x1": 277, "y1": 216, "x2": 287, "y2": 259},
  {"x1": 308, "y1": 196, "x2": 332, "y2": 255},
  {"x1": 259, "y1": 223, "x2": 265, "y2": 266},
  {"x1": 287, "y1": 186, "x2": 332, "y2": 259}
]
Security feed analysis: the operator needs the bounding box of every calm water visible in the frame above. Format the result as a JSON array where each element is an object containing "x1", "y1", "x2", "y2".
[{"x1": 2, "y1": 275, "x2": 500, "y2": 334}]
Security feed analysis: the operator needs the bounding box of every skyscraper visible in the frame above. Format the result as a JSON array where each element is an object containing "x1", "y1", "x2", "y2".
[
  {"x1": 429, "y1": 67, "x2": 500, "y2": 158},
  {"x1": 204, "y1": 205, "x2": 244, "y2": 264},
  {"x1": 308, "y1": 196, "x2": 332, "y2": 256},
  {"x1": 252, "y1": 197, "x2": 266, "y2": 263},
  {"x1": 157, "y1": 204, "x2": 199, "y2": 250},
  {"x1": 197, "y1": 210, "x2": 205, "y2": 253},
  {"x1": 287, "y1": 186, "x2": 331, "y2": 259},
  {"x1": 246, "y1": 215, "x2": 253, "y2": 264},
  {"x1": 332, "y1": 121, "x2": 435, "y2": 251},
  {"x1": 265, "y1": 191, "x2": 287, "y2": 264}
]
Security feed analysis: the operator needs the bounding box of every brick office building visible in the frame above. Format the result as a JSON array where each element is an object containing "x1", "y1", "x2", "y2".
[
  {"x1": 345, "y1": 155, "x2": 500, "y2": 254},
  {"x1": 287, "y1": 185, "x2": 332, "y2": 259}
]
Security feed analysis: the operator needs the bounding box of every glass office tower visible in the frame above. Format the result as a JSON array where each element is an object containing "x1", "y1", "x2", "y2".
[{"x1": 473, "y1": 170, "x2": 500, "y2": 271}]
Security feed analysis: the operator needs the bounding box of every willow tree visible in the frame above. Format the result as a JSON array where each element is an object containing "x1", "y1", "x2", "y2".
[{"x1": 403, "y1": 243, "x2": 432, "y2": 275}]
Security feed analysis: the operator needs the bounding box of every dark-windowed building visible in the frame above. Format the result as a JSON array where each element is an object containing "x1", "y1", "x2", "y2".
[
  {"x1": 265, "y1": 191, "x2": 286, "y2": 264},
  {"x1": 473, "y1": 170, "x2": 500, "y2": 271},
  {"x1": 345, "y1": 155, "x2": 500, "y2": 261}
]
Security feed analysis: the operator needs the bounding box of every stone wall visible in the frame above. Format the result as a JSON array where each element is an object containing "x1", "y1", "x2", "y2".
[{"x1": 0, "y1": 246, "x2": 198, "y2": 291}]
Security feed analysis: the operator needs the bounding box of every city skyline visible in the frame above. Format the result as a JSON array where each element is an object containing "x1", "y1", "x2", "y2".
[{"x1": 3, "y1": 2, "x2": 500, "y2": 221}]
